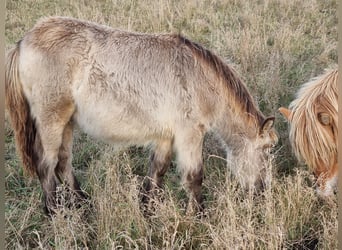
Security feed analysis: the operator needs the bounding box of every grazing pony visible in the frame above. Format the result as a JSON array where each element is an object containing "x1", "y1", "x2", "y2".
[
  {"x1": 279, "y1": 69, "x2": 338, "y2": 197},
  {"x1": 6, "y1": 16, "x2": 278, "y2": 215}
]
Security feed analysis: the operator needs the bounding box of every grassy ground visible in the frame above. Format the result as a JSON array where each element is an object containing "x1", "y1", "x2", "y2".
[{"x1": 5, "y1": 0, "x2": 337, "y2": 249}]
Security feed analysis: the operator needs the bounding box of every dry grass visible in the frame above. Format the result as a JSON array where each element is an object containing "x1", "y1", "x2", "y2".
[{"x1": 5, "y1": 0, "x2": 337, "y2": 249}]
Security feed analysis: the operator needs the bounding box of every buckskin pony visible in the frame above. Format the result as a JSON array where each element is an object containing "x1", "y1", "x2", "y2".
[
  {"x1": 279, "y1": 69, "x2": 338, "y2": 197},
  {"x1": 6, "y1": 16, "x2": 278, "y2": 215}
]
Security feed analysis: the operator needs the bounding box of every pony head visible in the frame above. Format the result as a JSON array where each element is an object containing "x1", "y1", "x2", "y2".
[
  {"x1": 279, "y1": 69, "x2": 338, "y2": 197},
  {"x1": 226, "y1": 116, "x2": 278, "y2": 192}
]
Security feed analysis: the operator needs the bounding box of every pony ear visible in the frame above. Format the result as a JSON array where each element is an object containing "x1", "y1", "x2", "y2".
[
  {"x1": 318, "y1": 112, "x2": 331, "y2": 125},
  {"x1": 261, "y1": 116, "x2": 275, "y2": 133},
  {"x1": 278, "y1": 107, "x2": 292, "y2": 121}
]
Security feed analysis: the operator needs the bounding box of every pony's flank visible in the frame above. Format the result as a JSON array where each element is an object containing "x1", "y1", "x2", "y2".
[{"x1": 178, "y1": 35, "x2": 265, "y2": 127}]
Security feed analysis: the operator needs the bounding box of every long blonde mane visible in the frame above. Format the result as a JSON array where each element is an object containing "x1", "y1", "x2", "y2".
[{"x1": 289, "y1": 69, "x2": 338, "y2": 171}]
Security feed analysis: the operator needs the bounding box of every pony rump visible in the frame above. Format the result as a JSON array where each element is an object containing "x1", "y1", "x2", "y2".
[
  {"x1": 289, "y1": 69, "x2": 338, "y2": 172},
  {"x1": 5, "y1": 42, "x2": 40, "y2": 176}
]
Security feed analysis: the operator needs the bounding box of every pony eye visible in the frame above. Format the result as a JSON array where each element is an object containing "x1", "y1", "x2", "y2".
[{"x1": 318, "y1": 112, "x2": 331, "y2": 126}]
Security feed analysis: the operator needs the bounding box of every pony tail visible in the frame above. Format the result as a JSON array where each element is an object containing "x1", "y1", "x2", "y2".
[{"x1": 5, "y1": 43, "x2": 39, "y2": 176}]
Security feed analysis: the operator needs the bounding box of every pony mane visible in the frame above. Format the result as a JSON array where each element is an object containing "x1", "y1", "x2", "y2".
[
  {"x1": 176, "y1": 35, "x2": 265, "y2": 127},
  {"x1": 289, "y1": 69, "x2": 338, "y2": 171}
]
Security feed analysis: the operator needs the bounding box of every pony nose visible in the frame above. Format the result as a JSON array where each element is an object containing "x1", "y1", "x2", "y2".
[{"x1": 315, "y1": 186, "x2": 334, "y2": 197}]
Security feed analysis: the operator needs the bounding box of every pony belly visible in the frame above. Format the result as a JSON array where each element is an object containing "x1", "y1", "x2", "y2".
[{"x1": 72, "y1": 107, "x2": 171, "y2": 145}]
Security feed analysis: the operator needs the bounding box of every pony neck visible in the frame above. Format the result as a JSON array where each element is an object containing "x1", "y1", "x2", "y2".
[{"x1": 213, "y1": 107, "x2": 262, "y2": 147}]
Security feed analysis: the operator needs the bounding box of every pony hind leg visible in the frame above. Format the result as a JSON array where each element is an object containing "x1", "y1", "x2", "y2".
[
  {"x1": 55, "y1": 122, "x2": 88, "y2": 207},
  {"x1": 35, "y1": 100, "x2": 75, "y2": 215},
  {"x1": 37, "y1": 122, "x2": 66, "y2": 215},
  {"x1": 141, "y1": 138, "x2": 173, "y2": 212}
]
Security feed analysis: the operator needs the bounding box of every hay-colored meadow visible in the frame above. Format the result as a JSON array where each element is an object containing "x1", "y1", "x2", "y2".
[{"x1": 5, "y1": 0, "x2": 337, "y2": 249}]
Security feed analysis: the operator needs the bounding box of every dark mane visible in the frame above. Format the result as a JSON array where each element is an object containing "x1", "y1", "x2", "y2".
[{"x1": 177, "y1": 34, "x2": 265, "y2": 126}]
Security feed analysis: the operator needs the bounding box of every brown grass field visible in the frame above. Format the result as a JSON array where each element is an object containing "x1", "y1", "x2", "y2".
[{"x1": 5, "y1": 0, "x2": 337, "y2": 249}]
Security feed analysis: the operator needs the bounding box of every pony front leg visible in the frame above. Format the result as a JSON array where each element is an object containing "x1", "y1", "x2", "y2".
[
  {"x1": 142, "y1": 139, "x2": 172, "y2": 213},
  {"x1": 175, "y1": 127, "x2": 205, "y2": 216},
  {"x1": 183, "y1": 166, "x2": 204, "y2": 216}
]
